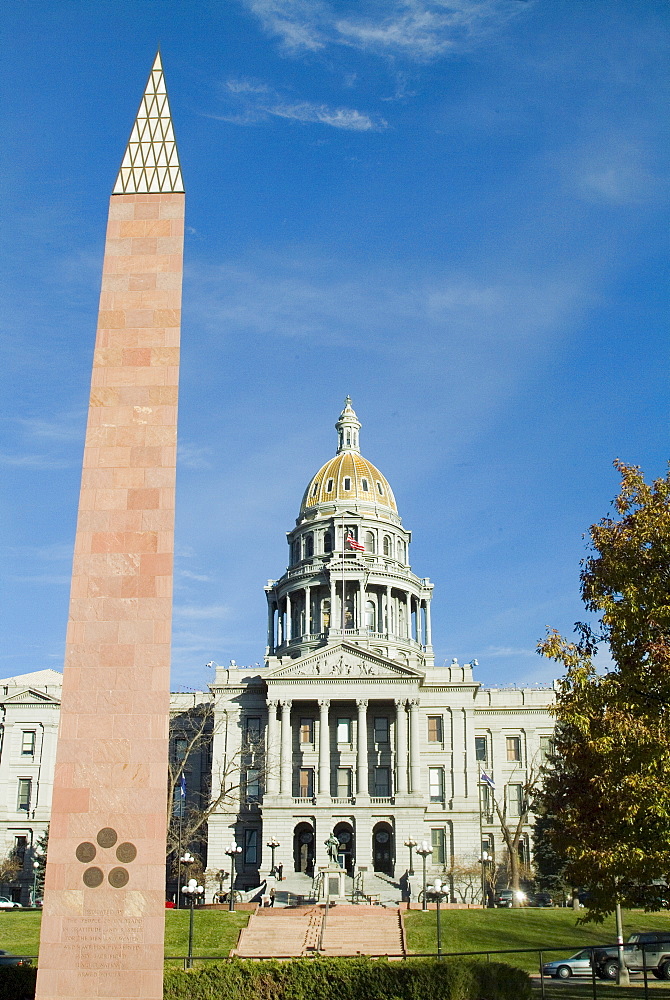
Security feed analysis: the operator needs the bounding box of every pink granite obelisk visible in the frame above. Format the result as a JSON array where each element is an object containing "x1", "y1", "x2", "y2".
[{"x1": 36, "y1": 53, "x2": 184, "y2": 1000}]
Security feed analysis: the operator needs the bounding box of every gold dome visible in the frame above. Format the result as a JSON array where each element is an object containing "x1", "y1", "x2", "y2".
[{"x1": 301, "y1": 452, "x2": 397, "y2": 512}]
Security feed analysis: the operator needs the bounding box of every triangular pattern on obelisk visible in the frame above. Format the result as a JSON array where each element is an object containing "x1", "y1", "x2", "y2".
[{"x1": 113, "y1": 52, "x2": 184, "y2": 195}]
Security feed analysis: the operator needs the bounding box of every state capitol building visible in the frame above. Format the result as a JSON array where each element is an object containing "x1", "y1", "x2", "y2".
[{"x1": 0, "y1": 398, "x2": 554, "y2": 903}]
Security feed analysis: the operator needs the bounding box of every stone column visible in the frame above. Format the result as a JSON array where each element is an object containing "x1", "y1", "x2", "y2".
[
  {"x1": 305, "y1": 585, "x2": 311, "y2": 635},
  {"x1": 425, "y1": 598, "x2": 432, "y2": 647},
  {"x1": 280, "y1": 700, "x2": 293, "y2": 796},
  {"x1": 356, "y1": 699, "x2": 369, "y2": 798},
  {"x1": 395, "y1": 699, "x2": 408, "y2": 794},
  {"x1": 286, "y1": 593, "x2": 292, "y2": 641},
  {"x1": 386, "y1": 585, "x2": 392, "y2": 635},
  {"x1": 266, "y1": 700, "x2": 280, "y2": 796},
  {"x1": 405, "y1": 593, "x2": 411, "y2": 638},
  {"x1": 318, "y1": 699, "x2": 330, "y2": 798},
  {"x1": 417, "y1": 600, "x2": 423, "y2": 645},
  {"x1": 329, "y1": 575, "x2": 336, "y2": 633},
  {"x1": 409, "y1": 699, "x2": 421, "y2": 795}
]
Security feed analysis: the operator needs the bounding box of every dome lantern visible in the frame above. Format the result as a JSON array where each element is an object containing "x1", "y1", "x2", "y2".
[{"x1": 335, "y1": 395, "x2": 361, "y2": 454}]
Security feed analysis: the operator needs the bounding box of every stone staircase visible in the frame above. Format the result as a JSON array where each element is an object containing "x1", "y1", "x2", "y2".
[
  {"x1": 233, "y1": 906, "x2": 322, "y2": 957},
  {"x1": 232, "y1": 903, "x2": 405, "y2": 958}
]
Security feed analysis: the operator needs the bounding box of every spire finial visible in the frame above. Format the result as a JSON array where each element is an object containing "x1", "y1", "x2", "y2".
[
  {"x1": 335, "y1": 397, "x2": 361, "y2": 454},
  {"x1": 113, "y1": 51, "x2": 184, "y2": 195}
]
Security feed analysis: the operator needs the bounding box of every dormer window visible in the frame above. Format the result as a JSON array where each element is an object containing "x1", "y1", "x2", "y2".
[
  {"x1": 343, "y1": 477, "x2": 351, "y2": 490},
  {"x1": 326, "y1": 478, "x2": 334, "y2": 492},
  {"x1": 376, "y1": 481, "x2": 383, "y2": 495},
  {"x1": 362, "y1": 478, "x2": 369, "y2": 491},
  {"x1": 311, "y1": 482, "x2": 319, "y2": 497}
]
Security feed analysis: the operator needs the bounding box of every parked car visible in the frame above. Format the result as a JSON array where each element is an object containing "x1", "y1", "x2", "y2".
[
  {"x1": 0, "y1": 897, "x2": 20, "y2": 909},
  {"x1": 531, "y1": 892, "x2": 553, "y2": 907},
  {"x1": 0, "y1": 951, "x2": 31, "y2": 966},
  {"x1": 542, "y1": 949, "x2": 593, "y2": 979},
  {"x1": 495, "y1": 889, "x2": 527, "y2": 907},
  {"x1": 593, "y1": 933, "x2": 670, "y2": 980}
]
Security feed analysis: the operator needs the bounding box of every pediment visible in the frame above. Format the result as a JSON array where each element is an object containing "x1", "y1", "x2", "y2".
[
  {"x1": 267, "y1": 643, "x2": 424, "y2": 682},
  {"x1": 3, "y1": 687, "x2": 61, "y2": 706}
]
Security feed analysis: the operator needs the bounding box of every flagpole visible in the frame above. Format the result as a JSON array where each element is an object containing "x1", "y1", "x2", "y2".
[
  {"x1": 478, "y1": 763, "x2": 485, "y2": 908},
  {"x1": 341, "y1": 509, "x2": 346, "y2": 633},
  {"x1": 176, "y1": 800, "x2": 183, "y2": 910}
]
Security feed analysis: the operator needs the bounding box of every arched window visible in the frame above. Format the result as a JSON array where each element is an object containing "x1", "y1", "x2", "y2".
[
  {"x1": 361, "y1": 478, "x2": 369, "y2": 492},
  {"x1": 383, "y1": 535, "x2": 392, "y2": 557},
  {"x1": 343, "y1": 477, "x2": 351, "y2": 490},
  {"x1": 397, "y1": 540, "x2": 405, "y2": 563},
  {"x1": 322, "y1": 599, "x2": 331, "y2": 629},
  {"x1": 324, "y1": 532, "x2": 333, "y2": 553},
  {"x1": 365, "y1": 531, "x2": 375, "y2": 553},
  {"x1": 365, "y1": 600, "x2": 376, "y2": 631},
  {"x1": 346, "y1": 431, "x2": 351, "y2": 446},
  {"x1": 305, "y1": 533, "x2": 314, "y2": 557},
  {"x1": 294, "y1": 539, "x2": 301, "y2": 562}
]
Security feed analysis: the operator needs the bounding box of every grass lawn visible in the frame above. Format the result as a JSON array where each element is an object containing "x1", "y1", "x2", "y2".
[
  {"x1": 0, "y1": 909, "x2": 249, "y2": 961},
  {"x1": 404, "y1": 908, "x2": 670, "y2": 973}
]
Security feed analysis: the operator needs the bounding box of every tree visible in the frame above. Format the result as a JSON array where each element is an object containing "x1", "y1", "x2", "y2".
[
  {"x1": 443, "y1": 856, "x2": 485, "y2": 903},
  {"x1": 0, "y1": 850, "x2": 22, "y2": 886},
  {"x1": 487, "y1": 766, "x2": 540, "y2": 904},
  {"x1": 538, "y1": 461, "x2": 670, "y2": 923}
]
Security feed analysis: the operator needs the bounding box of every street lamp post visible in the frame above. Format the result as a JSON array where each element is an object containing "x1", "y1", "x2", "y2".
[
  {"x1": 479, "y1": 850, "x2": 492, "y2": 909},
  {"x1": 427, "y1": 879, "x2": 449, "y2": 959},
  {"x1": 416, "y1": 841, "x2": 432, "y2": 911},
  {"x1": 31, "y1": 846, "x2": 44, "y2": 907},
  {"x1": 178, "y1": 851, "x2": 194, "y2": 910},
  {"x1": 404, "y1": 838, "x2": 417, "y2": 876},
  {"x1": 225, "y1": 840, "x2": 242, "y2": 911},
  {"x1": 181, "y1": 878, "x2": 204, "y2": 968},
  {"x1": 266, "y1": 837, "x2": 280, "y2": 876}
]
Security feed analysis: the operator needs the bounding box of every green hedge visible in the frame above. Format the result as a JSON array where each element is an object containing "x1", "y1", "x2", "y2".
[
  {"x1": 0, "y1": 966, "x2": 37, "y2": 1000},
  {"x1": 164, "y1": 957, "x2": 531, "y2": 1000}
]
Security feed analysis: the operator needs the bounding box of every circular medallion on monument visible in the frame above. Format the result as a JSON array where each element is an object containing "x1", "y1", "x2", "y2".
[
  {"x1": 97, "y1": 827, "x2": 118, "y2": 848},
  {"x1": 116, "y1": 842, "x2": 137, "y2": 863},
  {"x1": 300, "y1": 832, "x2": 313, "y2": 843},
  {"x1": 108, "y1": 867, "x2": 129, "y2": 888},
  {"x1": 75, "y1": 842, "x2": 96, "y2": 863},
  {"x1": 375, "y1": 831, "x2": 389, "y2": 843},
  {"x1": 83, "y1": 867, "x2": 104, "y2": 888}
]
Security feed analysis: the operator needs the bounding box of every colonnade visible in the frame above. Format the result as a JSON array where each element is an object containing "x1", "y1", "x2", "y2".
[
  {"x1": 267, "y1": 584, "x2": 432, "y2": 650},
  {"x1": 264, "y1": 698, "x2": 422, "y2": 799}
]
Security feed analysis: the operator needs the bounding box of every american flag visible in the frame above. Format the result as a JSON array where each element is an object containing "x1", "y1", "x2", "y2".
[{"x1": 346, "y1": 532, "x2": 365, "y2": 552}]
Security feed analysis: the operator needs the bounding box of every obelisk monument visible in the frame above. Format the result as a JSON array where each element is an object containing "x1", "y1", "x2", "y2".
[{"x1": 36, "y1": 53, "x2": 184, "y2": 1000}]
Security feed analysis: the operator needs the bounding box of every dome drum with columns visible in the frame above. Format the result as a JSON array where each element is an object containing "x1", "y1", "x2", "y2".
[{"x1": 265, "y1": 399, "x2": 434, "y2": 666}]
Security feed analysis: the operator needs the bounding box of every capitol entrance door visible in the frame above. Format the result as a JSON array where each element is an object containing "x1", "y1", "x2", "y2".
[
  {"x1": 293, "y1": 822, "x2": 314, "y2": 875},
  {"x1": 372, "y1": 822, "x2": 394, "y2": 876},
  {"x1": 333, "y1": 821, "x2": 355, "y2": 876}
]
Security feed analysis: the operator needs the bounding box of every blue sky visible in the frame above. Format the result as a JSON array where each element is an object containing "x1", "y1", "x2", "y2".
[{"x1": 1, "y1": 0, "x2": 667, "y2": 692}]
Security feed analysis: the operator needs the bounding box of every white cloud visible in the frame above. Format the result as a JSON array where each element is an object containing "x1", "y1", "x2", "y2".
[
  {"x1": 173, "y1": 604, "x2": 233, "y2": 620},
  {"x1": 214, "y1": 77, "x2": 386, "y2": 131},
  {"x1": 178, "y1": 569, "x2": 215, "y2": 583},
  {"x1": 0, "y1": 452, "x2": 74, "y2": 469},
  {"x1": 244, "y1": 0, "x2": 528, "y2": 60}
]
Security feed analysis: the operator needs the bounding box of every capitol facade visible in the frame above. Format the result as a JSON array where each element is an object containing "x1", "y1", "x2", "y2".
[{"x1": 0, "y1": 399, "x2": 554, "y2": 904}]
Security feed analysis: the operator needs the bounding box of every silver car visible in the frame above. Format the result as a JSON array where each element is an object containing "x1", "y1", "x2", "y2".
[{"x1": 542, "y1": 949, "x2": 593, "y2": 979}]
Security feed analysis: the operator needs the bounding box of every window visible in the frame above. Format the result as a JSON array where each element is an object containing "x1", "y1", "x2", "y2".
[
  {"x1": 431, "y1": 828, "x2": 446, "y2": 865},
  {"x1": 475, "y1": 736, "x2": 488, "y2": 762},
  {"x1": 324, "y1": 532, "x2": 333, "y2": 552},
  {"x1": 322, "y1": 598, "x2": 331, "y2": 628},
  {"x1": 305, "y1": 533, "x2": 314, "y2": 557},
  {"x1": 506, "y1": 736, "x2": 521, "y2": 762},
  {"x1": 246, "y1": 768, "x2": 260, "y2": 801},
  {"x1": 14, "y1": 836, "x2": 27, "y2": 864},
  {"x1": 362, "y1": 478, "x2": 369, "y2": 491},
  {"x1": 365, "y1": 530, "x2": 375, "y2": 553},
  {"x1": 374, "y1": 767, "x2": 391, "y2": 797},
  {"x1": 17, "y1": 779, "x2": 32, "y2": 813},
  {"x1": 397, "y1": 540, "x2": 405, "y2": 563},
  {"x1": 336, "y1": 768, "x2": 352, "y2": 798},
  {"x1": 365, "y1": 600, "x2": 376, "y2": 630},
  {"x1": 337, "y1": 718, "x2": 351, "y2": 744},
  {"x1": 300, "y1": 718, "x2": 314, "y2": 744},
  {"x1": 174, "y1": 737, "x2": 187, "y2": 762},
  {"x1": 311, "y1": 482, "x2": 319, "y2": 497},
  {"x1": 481, "y1": 783, "x2": 493, "y2": 816},
  {"x1": 244, "y1": 829, "x2": 258, "y2": 865},
  {"x1": 326, "y1": 478, "x2": 334, "y2": 492},
  {"x1": 246, "y1": 717, "x2": 261, "y2": 745},
  {"x1": 343, "y1": 477, "x2": 351, "y2": 490},
  {"x1": 429, "y1": 767, "x2": 445, "y2": 802},
  {"x1": 427, "y1": 716, "x2": 443, "y2": 743},
  {"x1": 539, "y1": 736, "x2": 554, "y2": 763},
  {"x1": 21, "y1": 731, "x2": 36, "y2": 756},
  {"x1": 507, "y1": 783, "x2": 524, "y2": 817},
  {"x1": 481, "y1": 834, "x2": 493, "y2": 855},
  {"x1": 376, "y1": 481, "x2": 383, "y2": 495},
  {"x1": 373, "y1": 717, "x2": 389, "y2": 744},
  {"x1": 299, "y1": 768, "x2": 314, "y2": 798},
  {"x1": 383, "y1": 535, "x2": 392, "y2": 556}
]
